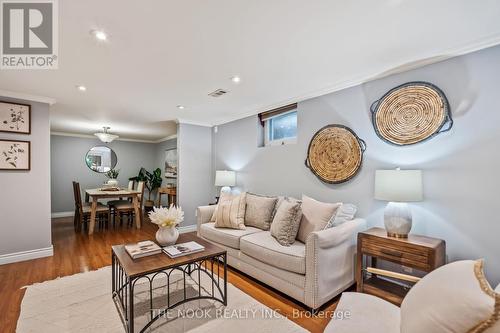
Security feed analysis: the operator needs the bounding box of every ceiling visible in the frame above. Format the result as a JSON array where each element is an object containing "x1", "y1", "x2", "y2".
[{"x1": 1, "y1": 0, "x2": 500, "y2": 141}]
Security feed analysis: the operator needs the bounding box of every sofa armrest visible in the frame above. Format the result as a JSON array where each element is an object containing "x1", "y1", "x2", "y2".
[
  {"x1": 304, "y1": 218, "x2": 367, "y2": 309},
  {"x1": 307, "y1": 218, "x2": 366, "y2": 249},
  {"x1": 196, "y1": 205, "x2": 216, "y2": 231}
]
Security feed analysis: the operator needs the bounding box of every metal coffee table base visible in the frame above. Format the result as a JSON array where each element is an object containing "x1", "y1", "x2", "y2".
[{"x1": 112, "y1": 252, "x2": 227, "y2": 333}]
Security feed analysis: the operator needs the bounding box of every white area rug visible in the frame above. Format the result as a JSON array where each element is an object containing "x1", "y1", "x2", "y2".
[{"x1": 17, "y1": 266, "x2": 307, "y2": 332}]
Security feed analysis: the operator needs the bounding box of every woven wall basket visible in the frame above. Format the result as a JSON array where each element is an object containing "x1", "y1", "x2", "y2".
[
  {"x1": 305, "y1": 124, "x2": 366, "y2": 184},
  {"x1": 371, "y1": 82, "x2": 453, "y2": 146}
]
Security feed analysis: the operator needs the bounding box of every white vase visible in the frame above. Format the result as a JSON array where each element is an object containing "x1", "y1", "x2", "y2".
[
  {"x1": 156, "y1": 226, "x2": 179, "y2": 246},
  {"x1": 107, "y1": 179, "x2": 119, "y2": 187}
]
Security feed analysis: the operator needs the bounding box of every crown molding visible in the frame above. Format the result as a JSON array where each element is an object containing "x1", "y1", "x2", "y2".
[
  {"x1": 176, "y1": 118, "x2": 213, "y2": 127},
  {"x1": 212, "y1": 35, "x2": 500, "y2": 126},
  {"x1": 155, "y1": 134, "x2": 177, "y2": 143},
  {"x1": 50, "y1": 131, "x2": 176, "y2": 144},
  {"x1": 0, "y1": 89, "x2": 56, "y2": 105}
]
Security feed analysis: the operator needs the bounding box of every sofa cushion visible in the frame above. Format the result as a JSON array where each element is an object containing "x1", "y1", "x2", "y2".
[
  {"x1": 270, "y1": 199, "x2": 303, "y2": 246},
  {"x1": 199, "y1": 222, "x2": 262, "y2": 249},
  {"x1": 240, "y1": 231, "x2": 306, "y2": 274},
  {"x1": 215, "y1": 192, "x2": 247, "y2": 230},
  {"x1": 244, "y1": 193, "x2": 277, "y2": 230},
  {"x1": 325, "y1": 292, "x2": 400, "y2": 333},
  {"x1": 401, "y1": 259, "x2": 499, "y2": 333},
  {"x1": 297, "y1": 195, "x2": 341, "y2": 243}
]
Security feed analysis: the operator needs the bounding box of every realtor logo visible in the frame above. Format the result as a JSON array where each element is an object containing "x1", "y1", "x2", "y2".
[{"x1": 1, "y1": 0, "x2": 58, "y2": 69}]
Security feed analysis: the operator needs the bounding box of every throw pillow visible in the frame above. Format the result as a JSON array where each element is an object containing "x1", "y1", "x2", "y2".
[
  {"x1": 296, "y1": 195, "x2": 341, "y2": 243},
  {"x1": 324, "y1": 203, "x2": 357, "y2": 229},
  {"x1": 270, "y1": 199, "x2": 302, "y2": 246},
  {"x1": 401, "y1": 259, "x2": 500, "y2": 333},
  {"x1": 244, "y1": 193, "x2": 278, "y2": 230},
  {"x1": 271, "y1": 196, "x2": 300, "y2": 220},
  {"x1": 214, "y1": 192, "x2": 247, "y2": 230},
  {"x1": 210, "y1": 192, "x2": 233, "y2": 222}
]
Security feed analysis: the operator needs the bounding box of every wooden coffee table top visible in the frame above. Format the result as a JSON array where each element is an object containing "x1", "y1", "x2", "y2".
[{"x1": 112, "y1": 233, "x2": 226, "y2": 278}]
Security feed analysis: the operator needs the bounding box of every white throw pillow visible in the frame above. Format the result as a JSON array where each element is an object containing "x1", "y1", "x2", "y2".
[
  {"x1": 401, "y1": 260, "x2": 500, "y2": 333},
  {"x1": 296, "y1": 195, "x2": 341, "y2": 243},
  {"x1": 324, "y1": 203, "x2": 357, "y2": 229},
  {"x1": 214, "y1": 192, "x2": 247, "y2": 230},
  {"x1": 210, "y1": 192, "x2": 234, "y2": 222}
]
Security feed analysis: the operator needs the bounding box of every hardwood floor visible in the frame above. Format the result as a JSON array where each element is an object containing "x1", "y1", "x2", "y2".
[{"x1": 0, "y1": 217, "x2": 341, "y2": 333}]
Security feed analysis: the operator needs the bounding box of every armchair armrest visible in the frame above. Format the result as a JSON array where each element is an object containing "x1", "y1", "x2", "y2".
[
  {"x1": 196, "y1": 205, "x2": 216, "y2": 231},
  {"x1": 304, "y1": 218, "x2": 367, "y2": 309}
]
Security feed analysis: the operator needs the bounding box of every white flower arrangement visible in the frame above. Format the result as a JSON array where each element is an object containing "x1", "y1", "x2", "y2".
[{"x1": 148, "y1": 204, "x2": 184, "y2": 228}]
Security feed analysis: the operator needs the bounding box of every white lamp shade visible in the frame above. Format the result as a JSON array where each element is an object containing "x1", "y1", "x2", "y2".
[
  {"x1": 375, "y1": 169, "x2": 423, "y2": 202},
  {"x1": 215, "y1": 170, "x2": 236, "y2": 187}
]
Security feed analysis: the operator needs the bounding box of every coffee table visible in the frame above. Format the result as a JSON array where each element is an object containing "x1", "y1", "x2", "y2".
[{"x1": 111, "y1": 233, "x2": 227, "y2": 333}]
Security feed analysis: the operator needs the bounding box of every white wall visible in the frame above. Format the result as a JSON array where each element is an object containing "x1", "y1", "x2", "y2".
[
  {"x1": 177, "y1": 123, "x2": 213, "y2": 226},
  {"x1": 0, "y1": 97, "x2": 52, "y2": 263},
  {"x1": 214, "y1": 45, "x2": 500, "y2": 284}
]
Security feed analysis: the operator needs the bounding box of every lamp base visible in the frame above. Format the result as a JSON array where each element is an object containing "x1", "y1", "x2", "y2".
[
  {"x1": 220, "y1": 186, "x2": 232, "y2": 195},
  {"x1": 384, "y1": 202, "x2": 412, "y2": 238}
]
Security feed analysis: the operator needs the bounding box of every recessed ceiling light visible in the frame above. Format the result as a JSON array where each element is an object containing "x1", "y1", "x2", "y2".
[
  {"x1": 76, "y1": 85, "x2": 87, "y2": 92},
  {"x1": 177, "y1": 105, "x2": 185, "y2": 110},
  {"x1": 91, "y1": 30, "x2": 107, "y2": 41},
  {"x1": 231, "y1": 76, "x2": 241, "y2": 84}
]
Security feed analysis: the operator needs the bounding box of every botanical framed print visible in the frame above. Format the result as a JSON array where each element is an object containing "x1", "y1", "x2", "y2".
[
  {"x1": 0, "y1": 140, "x2": 30, "y2": 170},
  {"x1": 0, "y1": 101, "x2": 31, "y2": 134},
  {"x1": 165, "y1": 148, "x2": 177, "y2": 178}
]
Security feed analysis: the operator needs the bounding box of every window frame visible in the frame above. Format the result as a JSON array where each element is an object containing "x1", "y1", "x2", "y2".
[{"x1": 263, "y1": 109, "x2": 298, "y2": 146}]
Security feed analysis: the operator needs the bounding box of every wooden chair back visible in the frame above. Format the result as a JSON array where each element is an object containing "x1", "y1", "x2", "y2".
[{"x1": 72, "y1": 181, "x2": 84, "y2": 217}]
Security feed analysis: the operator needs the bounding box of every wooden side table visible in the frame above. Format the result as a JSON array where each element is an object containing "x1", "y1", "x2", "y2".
[
  {"x1": 157, "y1": 187, "x2": 177, "y2": 207},
  {"x1": 356, "y1": 227, "x2": 445, "y2": 305}
]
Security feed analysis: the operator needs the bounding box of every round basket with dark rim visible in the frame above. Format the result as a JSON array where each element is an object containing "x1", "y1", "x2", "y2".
[
  {"x1": 371, "y1": 81, "x2": 453, "y2": 146},
  {"x1": 305, "y1": 124, "x2": 366, "y2": 184}
]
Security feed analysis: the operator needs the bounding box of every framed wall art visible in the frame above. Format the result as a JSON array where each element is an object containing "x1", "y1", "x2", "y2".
[
  {"x1": 0, "y1": 101, "x2": 31, "y2": 134},
  {"x1": 165, "y1": 148, "x2": 177, "y2": 178},
  {"x1": 0, "y1": 140, "x2": 31, "y2": 171}
]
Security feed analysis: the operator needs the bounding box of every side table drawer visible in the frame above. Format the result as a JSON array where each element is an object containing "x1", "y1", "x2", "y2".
[{"x1": 362, "y1": 240, "x2": 431, "y2": 271}]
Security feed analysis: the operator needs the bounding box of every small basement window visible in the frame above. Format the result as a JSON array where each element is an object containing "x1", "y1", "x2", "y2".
[{"x1": 259, "y1": 103, "x2": 298, "y2": 146}]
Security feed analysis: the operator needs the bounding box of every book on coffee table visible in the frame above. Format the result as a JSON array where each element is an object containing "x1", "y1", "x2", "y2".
[
  {"x1": 163, "y1": 241, "x2": 205, "y2": 258},
  {"x1": 125, "y1": 240, "x2": 162, "y2": 259}
]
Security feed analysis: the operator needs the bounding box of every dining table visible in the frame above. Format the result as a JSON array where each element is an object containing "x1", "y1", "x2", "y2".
[{"x1": 85, "y1": 188, "x2": 142, "y2": 235}]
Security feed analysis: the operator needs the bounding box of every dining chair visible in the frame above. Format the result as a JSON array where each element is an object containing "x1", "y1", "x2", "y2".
[
  {"x1": 108, "y1": 180, "x2": 135, "y2": 227},
  {"x1": 114, "y1": 181, "x2": 145, "y2": 227},
  {"x1": 72, "y1": 181, "x2": 110, "y2": 232}
]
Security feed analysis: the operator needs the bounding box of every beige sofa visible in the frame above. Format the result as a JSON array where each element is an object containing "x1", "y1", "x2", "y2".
[{"x1": 196, "y1": 204, "x2": 366, "y2": 310}]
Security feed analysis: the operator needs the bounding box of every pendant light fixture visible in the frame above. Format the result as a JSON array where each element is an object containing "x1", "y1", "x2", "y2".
[{"x1": 94, "y1": 126, "x2": 119, "y2": 143}]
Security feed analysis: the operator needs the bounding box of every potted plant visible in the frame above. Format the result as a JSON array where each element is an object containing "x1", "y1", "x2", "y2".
[
  {"x1": 105, "y1": 169, "x2": 120, "y2": 187},
  {"x1": 130, "y1": 167, "x2": 162, "y2": 212},
  {"x1": 148, "y1": 204, "x2": 184, "y2": 246}
]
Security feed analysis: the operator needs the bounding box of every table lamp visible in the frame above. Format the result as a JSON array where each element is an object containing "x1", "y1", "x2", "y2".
[
  {"x1": 374, "y1": 169, "x2": 423, "y2": 238},
  {"x1": 215, "y1": 170, "x2": 236, "y2": 195}
]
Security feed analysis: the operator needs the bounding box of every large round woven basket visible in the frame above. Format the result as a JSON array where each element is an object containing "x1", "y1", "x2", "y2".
[
  {"x1": 371, "y1": 82, "x2": 453, "y2": 146},
  {"x1": 305, "y1": 125, "x2": 366, "y2": 184}
]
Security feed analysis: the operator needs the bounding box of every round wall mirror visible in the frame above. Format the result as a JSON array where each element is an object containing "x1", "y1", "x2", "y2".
[{"x1": 85, "y1": 146, "x2": 117, "y2": 173}]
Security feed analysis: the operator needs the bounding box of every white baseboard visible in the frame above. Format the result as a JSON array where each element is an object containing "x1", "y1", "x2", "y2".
[
  {"x1": 51, "y1": 211, "x2": 74, "y2": 218},
  {"x1": 0, "y1": 245, "x2": 54, "y2": 265},
  {"x1": 178, "y1": 225, "x2": 197, "y2": 234}
]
